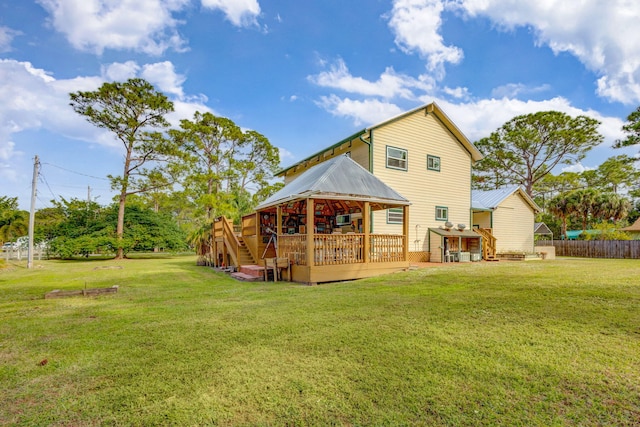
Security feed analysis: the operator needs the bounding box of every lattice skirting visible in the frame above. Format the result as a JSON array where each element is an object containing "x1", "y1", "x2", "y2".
[{"x1": 408, "y1": 251, "x2": 430, "y2": 262}]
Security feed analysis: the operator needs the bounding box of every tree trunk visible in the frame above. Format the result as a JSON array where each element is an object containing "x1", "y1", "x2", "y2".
[
  {"x1": 115, "y1": 191, "x2": 126, "y2": 259},
  {"x1": 115, "y1": 151, "x2": 132, "y2": 260}
]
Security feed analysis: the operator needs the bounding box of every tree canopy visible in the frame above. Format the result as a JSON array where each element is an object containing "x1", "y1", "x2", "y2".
[
  {"x1": 0, "y1": 196, "x2": 28, "y2": 244},
  {"x1": 473, "y1": 111, "x2": 603, "y2": 196},
  {"x1": 615, "y1": 105, "x2": 640, "y2": 157},
  {"x1": 70, "y1": 78, "x2": 177, "y2": 259},
  {"x1": 170, "y1": 111, "x2": 282, "y2": 223},
  {"x1": 42, "y1": 198, "x2": 188, "y2": 259}
]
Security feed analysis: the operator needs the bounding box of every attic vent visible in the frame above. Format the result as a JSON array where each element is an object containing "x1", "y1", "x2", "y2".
[
  {"x1": 445, "y1": 221, "x2": 454, "y2": 229},
  {"x1": 457, "y1": 224, "x2": 466, "y2": 231}
]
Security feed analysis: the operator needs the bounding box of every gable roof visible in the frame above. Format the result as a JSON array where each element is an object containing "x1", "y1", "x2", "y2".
[
  {"x1": 534, "y1": 222, "x2": 553, "y2": 235},
  {"x1": 620, "y1": 217, "x2": 640, "y2": 232},
  {"x1": 276, "y1": 102, "x2": 482, "y2": 177},
  {"x1": 472, "y1": 185, "x2": 541, "y2": 213},
  {"x1": 256, "y1": 154, "x2": 410, "y2": 211}
]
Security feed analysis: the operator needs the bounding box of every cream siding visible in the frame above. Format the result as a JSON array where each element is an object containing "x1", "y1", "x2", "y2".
[
  {"x1": 429, "y1": 231, "x2": 443, "y2": 262},
  {"x1": 473, "y1": 211, "x2": 491, "y2": 229},
  {"x1": 283, "y1": 138, "x2": 370, "y2": 185},
  {"x1": 370, "y1": 110, "x2": 473, "y2": 251},
  {"x1": 492, "y1": 193, "x2": 535, "y2": 253}
]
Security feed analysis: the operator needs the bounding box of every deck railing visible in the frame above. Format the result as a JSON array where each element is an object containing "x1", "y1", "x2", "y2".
[
  {"x1": 278, "y1": 234, "x2": 308, "y2": 265},
  {"x1": 369, "y1": 234, "x2": 405, "y2": 263},
  {"x1": 278, "y1": 233, "x2": 404, "y2": 266}
]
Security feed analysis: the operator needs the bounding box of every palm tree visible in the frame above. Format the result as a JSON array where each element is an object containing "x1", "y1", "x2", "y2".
[
  {"x1": 592, "y1": 193, "x2": 631, "y2": 223},
  {"x1": 568, "y1": 188, "x2": 599, "y2": 231},
  {"x1": 0, "y1": 209, "x2": 29, "y2": 244},
  {"x1": 548, "y1": 192, "x2": 573, "y2": 239},
  {"x1": 188, "y1": 221, "x2": 214, "y2": 266}
]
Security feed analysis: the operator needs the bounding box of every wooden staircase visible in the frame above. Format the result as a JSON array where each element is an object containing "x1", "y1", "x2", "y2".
[
  {"x1": 474, "y1": 228, "x2": 498, "y2": 261},
  {"x1": 237, "y1": 237, "x2": 257, "y2": 266},
  {"x1": 213, "y1": 216, "x2": 258, "y2": 269}
]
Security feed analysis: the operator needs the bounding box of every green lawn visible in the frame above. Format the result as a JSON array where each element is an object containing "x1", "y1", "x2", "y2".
[{"x1": 1, "y1": 257, "x2": 639, "y2": 426}]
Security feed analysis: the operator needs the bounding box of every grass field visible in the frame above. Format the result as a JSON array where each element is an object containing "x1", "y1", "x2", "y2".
[{"x1": 1, "y1": 256, "x2": 639, "y2": 426}]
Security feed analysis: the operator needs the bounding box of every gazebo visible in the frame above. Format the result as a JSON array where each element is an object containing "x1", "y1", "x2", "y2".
[{"x1": 241, "y1": 155, "x2": 411, "y2": 284}]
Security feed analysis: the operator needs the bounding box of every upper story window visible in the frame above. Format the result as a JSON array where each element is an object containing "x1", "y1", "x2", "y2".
[
  {"x1": 386, "y1": 146, "x2": 407, "y2": 171},
  {"x1": 436, "y1": 206, "x2": 448, "y2": 221},
  {"x1": 427, "y1": 155, "x2": 441, "y2": 171}
]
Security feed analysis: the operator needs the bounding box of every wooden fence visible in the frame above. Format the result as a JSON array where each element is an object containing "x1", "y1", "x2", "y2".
[{"x1": 536, "y1": 240, "x2": 640, "y2": 259}]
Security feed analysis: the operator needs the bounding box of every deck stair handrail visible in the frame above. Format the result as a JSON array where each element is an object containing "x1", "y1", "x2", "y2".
[
  {"x1": 217, "y1": 216, "x2": 243, "y2": 267},
  {"x1": 474, "y1": 228, "x2": 497, "y2": 260}
]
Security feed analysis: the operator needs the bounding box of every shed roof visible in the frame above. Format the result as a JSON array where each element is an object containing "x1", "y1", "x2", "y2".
[
  {"x1": 429, "y1": 227, "x2": 481, "y2": 239},
  {"x1": 256, "y1": 154, "x2": 410, "y2": 211},
  {"x1": 472, "y1": 185, "x2": 541, "y2": 213}
]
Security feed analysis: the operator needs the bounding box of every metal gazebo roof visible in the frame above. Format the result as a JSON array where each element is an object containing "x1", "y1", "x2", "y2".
[{"x1": 256, "y1": 155, "x2": 410, "y2": 211}]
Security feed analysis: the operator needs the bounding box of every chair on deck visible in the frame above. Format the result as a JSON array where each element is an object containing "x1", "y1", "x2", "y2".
[{"x1": 263, "y1": 257, "x2": 291, "y2": 281}]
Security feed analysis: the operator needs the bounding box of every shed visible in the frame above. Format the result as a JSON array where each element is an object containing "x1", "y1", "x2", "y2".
[{"x1": 472, "y1": 185, "x2": 541, "y2": 254}]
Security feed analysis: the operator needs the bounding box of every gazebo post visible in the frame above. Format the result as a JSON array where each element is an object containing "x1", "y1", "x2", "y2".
[
  {"x1": 276, "y1": 205, "x2": 282, "y2": 258},
  {"x1": 306, "y1": 198, "x2": 314, "y2": 267},
  {"x1": 211, "y1": 222, "x2": 217, "y2": 267},
  {"x1": 403, "y1": 205, "x2": 409, "y2": 262},
  {"x1": 363, "y1": 201, "x2": 370, "y2": 263}
]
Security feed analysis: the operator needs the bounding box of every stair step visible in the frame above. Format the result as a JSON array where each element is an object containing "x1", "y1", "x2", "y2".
[
  {"x1": 231, "y1": 272, "x2": 264, "y2": 282},
  {"x1": 239, "y1": 264, "x2": 266, "y2": 278}
]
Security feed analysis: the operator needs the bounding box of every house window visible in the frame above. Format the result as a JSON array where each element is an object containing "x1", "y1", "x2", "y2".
[
  {"x1": 436, "y1": 206, "x2": 448, "y2": 221},
  {"x1": 386, "y1": 146, "x2": 407, "y2": 170},
  {"x1": 427, "y1": 155, "x2": 440, "y2": 171},
  {"x1": 387, "y1": 208, "x2": 403, "y2": 224}
]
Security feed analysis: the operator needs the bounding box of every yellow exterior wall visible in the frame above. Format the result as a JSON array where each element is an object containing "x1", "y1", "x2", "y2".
[
  {"x1": 370, "y1": 110, "x2": 473, "y2": 251},
  {"x1": 473, "y1": 211, "x2": 491, "y2": 229},
  {"x1": 283, "y1": 138, "x2": 370, "y2": 184},
  {"x1": 492, "y1": 193, "x2": 535, "y2": 253}
]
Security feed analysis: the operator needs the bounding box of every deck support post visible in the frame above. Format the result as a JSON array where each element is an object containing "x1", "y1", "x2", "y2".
[
  {"x1": 276, "y1": 205, "x2": 282, "y2": 258},
  {"x1": 306, "y1": 198, "x2": 314, "y2": 267},
  {"x1": 363, "y1": 201, "x2": 370, "y2": 263},
  {"x1": 403, "y1": 205, "x2": 410, "y2": 262}
]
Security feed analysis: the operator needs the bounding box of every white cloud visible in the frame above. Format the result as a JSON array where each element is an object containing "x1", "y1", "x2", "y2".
[
  {"x1": 0, "y1": 59, "x2": 211, "y2": 182},
  {"x1": 491, "y1": 83, "x2": 551, "y2": 99},
  {"x1": 277, "y1": 146, "x2": 294, "y2": 161},
  {"x1": 102, "y1": 61, "x2": 141, "y2": 81},
  {"x1": 308, "y1": 58, "x2": 434, "y2": 99},
  {"x1": 201, "y1": 0, "x2": 261, "y2": 27},
  {"x1": 315, "y1": 95, "x2": 404, "y2": 126},
  {"x1": 0, "y1": 26, "x2": 21, "y2": 53},
  {"x1": 37, "y1": 0, "x2": 189, "y2": 55},
  {"x1": 386, "y1": 0, "x2": 463, "y2": 77},
  {"x1": 561, "y1": 163, "x2": 592, "y2": 174},
  {"x1": 432, "y1": 96, "x2": 625, "y2": 145},
  {"x1": 141, "y1": 61, "x2": 185, "y2": 98},
  {"x1": 451, "y1": 0, "x2": 640, "y2": 104}
]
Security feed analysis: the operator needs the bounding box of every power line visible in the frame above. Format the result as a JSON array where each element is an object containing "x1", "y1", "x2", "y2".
[
  {"x1": 41, "y1": 162, "x2": 110, "y2": 181},
  {"x1": 38, "y1": 172, "x2": 59, "y2": 203}
]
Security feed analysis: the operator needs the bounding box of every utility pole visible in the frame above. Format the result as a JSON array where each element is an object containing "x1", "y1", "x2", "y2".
[{"x1": 28, "y1": 155, "x2": 40, "y2": 269}]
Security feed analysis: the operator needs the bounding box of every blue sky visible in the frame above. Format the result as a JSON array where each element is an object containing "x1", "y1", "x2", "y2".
[{"x1": 1, "y1": 0, "x2": 639, "y2": 209}]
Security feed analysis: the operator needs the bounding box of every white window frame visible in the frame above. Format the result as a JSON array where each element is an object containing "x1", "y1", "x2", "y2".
[
  {"x1": 387, "y1": 208, "x2": 404, "y2": 224},
  {"x1": 386, "y1": 146, "x2": 407, "y2": 171}
]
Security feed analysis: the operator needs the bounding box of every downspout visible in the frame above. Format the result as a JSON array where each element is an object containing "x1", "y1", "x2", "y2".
[
  {"x1": 359, "y1": 130, "x2": 374, "y2": 232},
  {"x1": 358, "y1": 130, "x2": 372, "y2": 172}
]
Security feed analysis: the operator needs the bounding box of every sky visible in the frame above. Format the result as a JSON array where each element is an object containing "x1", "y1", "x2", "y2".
[{"x1": 1, "y1": 0, "x2": 640, "y2": 210}]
